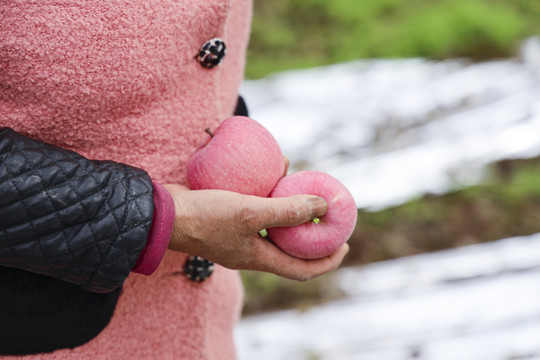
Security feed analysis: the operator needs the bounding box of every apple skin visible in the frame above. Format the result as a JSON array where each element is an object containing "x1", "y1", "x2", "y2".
[
  {"x1": 267, "y1": 170, "x2": 357, "y2": 259},
  {"x1": 187, "y1": 116, "x2": 285, "y2": 197}
]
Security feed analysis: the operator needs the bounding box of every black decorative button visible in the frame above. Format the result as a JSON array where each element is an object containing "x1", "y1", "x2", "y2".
[
  {"x1": 198, "y1": 38, "x2": 226, "y2": 68},
  {"x1": 185, "y1": 255, "x2": 214, "y2": 282}
]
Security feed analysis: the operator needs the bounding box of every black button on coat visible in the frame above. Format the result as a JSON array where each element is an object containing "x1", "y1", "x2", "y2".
[{"x1": 198, "y1": 38, "x2": 226, "y2": 68}]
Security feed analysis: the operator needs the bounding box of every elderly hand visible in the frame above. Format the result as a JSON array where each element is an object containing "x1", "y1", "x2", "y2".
[{"x1": 163, "y1": 183, "x2": 349, "y2": 281}]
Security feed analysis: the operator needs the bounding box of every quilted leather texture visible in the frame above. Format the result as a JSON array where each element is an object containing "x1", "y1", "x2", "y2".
[{"x1": 0, "y1": 128, "x2": 154, "y2": 293}]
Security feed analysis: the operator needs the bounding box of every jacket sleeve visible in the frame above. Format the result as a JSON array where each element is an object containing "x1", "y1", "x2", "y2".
[{"x1": 0, "y1": 127, "x2": 157, "y2": 293}]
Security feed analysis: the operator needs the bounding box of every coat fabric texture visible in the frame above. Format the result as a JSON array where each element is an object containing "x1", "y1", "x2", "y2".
[{"x1": 0, "y1": 0, "x2": 252, "y2": 358}]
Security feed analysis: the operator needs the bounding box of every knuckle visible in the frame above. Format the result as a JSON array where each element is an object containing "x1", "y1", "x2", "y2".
[
  {"x1": 283, "y1": 206, "x2": 302, "y2": 223},
  {"x1": 295, "y1": 273, "x2": 313, "y2": 282},
  {"x1": 286, "y1": 267, "x2": 315, "y2": 282},
  {"x1": 280, "y1": 201, "x2": 308, "y2": 226}
]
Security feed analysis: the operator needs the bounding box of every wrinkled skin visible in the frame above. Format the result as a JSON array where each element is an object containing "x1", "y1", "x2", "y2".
[{"x1": 164, "y1": 156, "x2": 349, "y2": 281}]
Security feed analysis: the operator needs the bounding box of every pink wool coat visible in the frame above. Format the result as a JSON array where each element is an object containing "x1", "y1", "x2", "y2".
[{"x1": 1, "y1": 0, "x2": 252, "y2": 358}]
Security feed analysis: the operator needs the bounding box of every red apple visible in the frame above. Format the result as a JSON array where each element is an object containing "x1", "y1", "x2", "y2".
[
  {"x1": 267, "y1": 170, "x2": 357, "y2": 259},
  {"x1": 187, "y1": 116, "x2": 284, "y2": 197}
]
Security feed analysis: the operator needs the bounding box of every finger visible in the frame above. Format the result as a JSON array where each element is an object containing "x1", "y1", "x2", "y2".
[
  {"x1": 249, "y1": 194, "x2": 327, "y2": 231},
  {"x1": 283, "y1": 155, "x2": 290, "y2": 177},
  {"x1": 250, "y1": 240, "x2": 349, "y2": 281}
]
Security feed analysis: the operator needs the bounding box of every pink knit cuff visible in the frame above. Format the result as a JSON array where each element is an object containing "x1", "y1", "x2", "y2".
[{"x1": 132, "y1": 181, "x2": 175, "y2": 275}]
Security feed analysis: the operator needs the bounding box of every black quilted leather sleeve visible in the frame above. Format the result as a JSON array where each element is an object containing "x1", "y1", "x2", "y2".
[{"x1": 0, "y1": 128, "x2": 155, "y2": 293}]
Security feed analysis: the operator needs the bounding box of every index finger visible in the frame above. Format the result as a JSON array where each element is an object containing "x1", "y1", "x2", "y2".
[{"x1": 248, "y1": 237, "x2": 349, "y2": 281}]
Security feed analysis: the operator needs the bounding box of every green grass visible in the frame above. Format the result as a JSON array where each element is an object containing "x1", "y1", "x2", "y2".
[
  {"x1": 343, "y1": 158, "x2": 540, "y2": 265},
  {"x1": 240, "y1": 270, "x2": 345, "y2": 315},
  {"x1": 246, "y1": 0, "x2": 540, "y2": 78}
]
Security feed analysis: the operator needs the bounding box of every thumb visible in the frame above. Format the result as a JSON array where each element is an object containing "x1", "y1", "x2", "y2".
[{"x1": 256, "y1": 194, "x2": 327, "y2": 230}]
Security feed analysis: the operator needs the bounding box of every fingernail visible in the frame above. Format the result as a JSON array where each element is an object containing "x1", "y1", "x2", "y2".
[{"x1": 309, "y1": 197, "x2": 327, "y2": 218}]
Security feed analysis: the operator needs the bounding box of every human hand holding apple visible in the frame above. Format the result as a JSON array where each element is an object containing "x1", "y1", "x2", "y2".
[
  {"x1": 186, "y1": 115, "x2": 357, "y2": 261},
  {"x1": 267, "y1": 170, "x2": 357, "y2": 259},
  {"x1": 164, "y1": 183, "x2": 349, "y2": 281}
]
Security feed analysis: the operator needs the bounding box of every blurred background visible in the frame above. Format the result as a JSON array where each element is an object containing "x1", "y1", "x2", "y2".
[{"x1": 236, "y1": 1, "x2": 540, "y2": 359}]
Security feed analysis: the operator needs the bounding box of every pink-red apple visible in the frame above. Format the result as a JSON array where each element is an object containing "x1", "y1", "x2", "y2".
[
  {"x1": 187, "y1": 116, "x2": 284, "y2": 197},
  {"x1": 267, "y1": 170, "x2": 357, "y2": 259}
]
